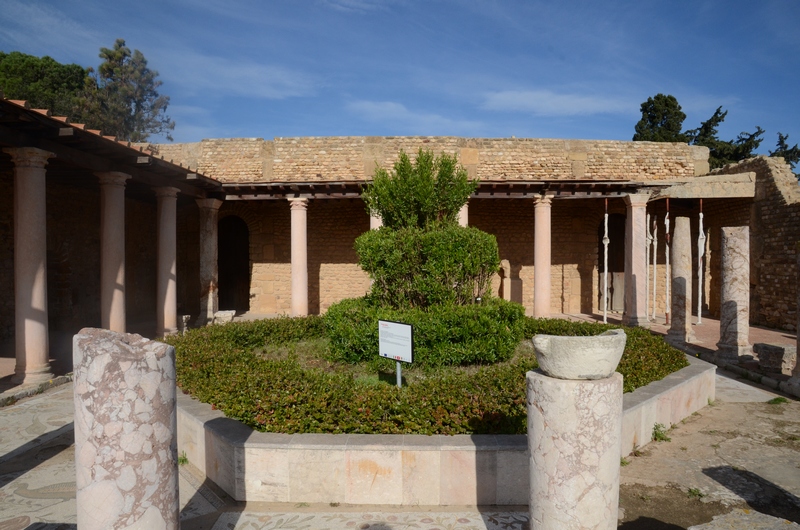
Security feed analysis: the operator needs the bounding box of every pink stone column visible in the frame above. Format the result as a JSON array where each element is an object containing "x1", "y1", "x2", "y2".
[
  {"x1": 369, "y1": 213, "x2": 382, "y2": 230},
  {"x1": 290, "y1": 198, "x2": 309, "y2": 316},
  {"x1": 716, "y1": 226, "x2": 752, "y2": 360},
  {"x1": 4, "y1": 147, "x2": 54, "y2": 384},
  {"x1": 156, "y1": 187, "x2": 180, "y2": 336},
  {"x1": 73, "y1": 328, "x2": 179, "y2": 530},
  {"x1": 458, "y1": 202, "x2": 469, "y2": 226},
  {"x1": 97, "y1": 172, "x2": 130, "y2": 333},
  {"x1": 667, "y1": 217, "x2": 696, "y2": 344},
  {"x1": 195, "y1": 198, "x2": 223, "y2": 326},
  {"x1": 533, "y1": 195, "x2": 552, "y2": 318},
  {"x1": 622, "y1": 193, "x2": 650, "y2": 327}
]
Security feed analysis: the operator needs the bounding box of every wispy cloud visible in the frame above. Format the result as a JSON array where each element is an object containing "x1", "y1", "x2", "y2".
[
  {"x1": 158, "y1": 51, "x2": 316, "y2": 100},
  {"x1": 347, "y1": 100, "x2": 482, "y2": 135},
  {"x1": 0, "y1": 0, "x2": 100, "y2": 59},
  {"x1": 482, "y1": 90, "x2": 632, "y2": 117},
  {"x1": 319, "y1": 0, "x2": 395, "y2": 13}
]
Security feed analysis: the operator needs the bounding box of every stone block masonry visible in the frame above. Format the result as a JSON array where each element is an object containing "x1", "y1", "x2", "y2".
[
  {"x1": 158, "y1": 137, "x2": 708, "y2": 184},
  {"x1": 73, "y1": 328, "x2": 179, "y2": 530}
]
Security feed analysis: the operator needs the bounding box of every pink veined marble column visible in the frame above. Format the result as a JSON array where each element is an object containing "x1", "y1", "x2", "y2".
[
  {"x1": 534, "y1": 195, "x2": 552, "y2": 318},
  {"x1": 622, "y1": 193, "x2": 650, "y2": 327},
  {"x1": 667, "y1": 217, "x2": 695, "y2": 344},
  {"x1": 97, "y1": 172, "x2": 130, "y2": 333},
  {"x1": 195, "y1": 198, "x2": 223, "y2": 326},
  {"x1": 716, "y1": 226, "x2": 752, "y2": 360},
  {"x1": 290, "y1": 198, "x2": 309, "y2": 316},
  {"x1": 458, "y1": 202, "x2": 469, "y2": 227},
  {"x1": 5, "y1": 147, "x2": 55, "y2": 384},
  {"x1": 369, "y1": 213, "x2": 382, "y2": 230},
  {"x1": 156, "y1": 187, "x2": 180, "y2": 336}
]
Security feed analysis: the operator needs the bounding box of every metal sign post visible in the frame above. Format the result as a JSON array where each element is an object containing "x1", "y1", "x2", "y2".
[{"x1": 378, "y1": 320, "x2": 413, "y2": 388}]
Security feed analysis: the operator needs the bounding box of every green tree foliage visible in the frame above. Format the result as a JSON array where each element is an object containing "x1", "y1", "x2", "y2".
[
  {"x1": 633, "y1": 94, "x2": 767, "y2": 170},
  {"x1": 362, "y1": 149, "x2": 478, "y2": 229},
  {"x1": 632, "y1": 93, "x2": 688, "y2": 143},
  {"x1": 0, "y1": 51, "x2": 87, "y2": 117},
  {"x1": 79, "y1": 39, "x2": 175, "y2": 141},
  {"x1": 684, "y1": 106, "x2": 764, "y2": 169},
  {"x1": 356, "y1": 148, "x2": 497, "y2": 309},
  {"x1": 769, "y1": 133, "x2": 800, "y2": 174}
]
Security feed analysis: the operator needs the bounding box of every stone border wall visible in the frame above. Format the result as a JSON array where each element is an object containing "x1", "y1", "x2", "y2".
[
  {"x1": 156, "y1": 137, "x2": 709, "y2": 184},
  {"x1": 176, "y1": 355, "x2": 715, "y2": 505}
]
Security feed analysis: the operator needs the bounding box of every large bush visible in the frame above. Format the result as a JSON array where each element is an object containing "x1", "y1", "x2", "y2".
[
  {"x1": 325, "y1": 297, "x2": 525, "y2": 367},
  {"x1": 355, "y1": 223, "x2": 499, "y2": 308}
]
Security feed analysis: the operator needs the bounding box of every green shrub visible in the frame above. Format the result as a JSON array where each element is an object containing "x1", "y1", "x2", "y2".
[
  {"x1": 325, "y1": 297, "x2": 525, "y2": 367},
  {"x1": 355, "y1": 224, "x2": 499, "y2": 308}
]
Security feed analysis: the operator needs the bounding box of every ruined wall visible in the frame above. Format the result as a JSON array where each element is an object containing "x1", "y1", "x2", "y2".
[
  {"x1": 159, "y1": 137, "x2": 709, "y2": 184},
  {"x1": 714, "y1": 156, "x2": 800, "y2": 330}
]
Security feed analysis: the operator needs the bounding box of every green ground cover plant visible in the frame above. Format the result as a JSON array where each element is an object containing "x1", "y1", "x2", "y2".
[{"x1": 168, "y1": 316, "x2": 689, "y2": 435}]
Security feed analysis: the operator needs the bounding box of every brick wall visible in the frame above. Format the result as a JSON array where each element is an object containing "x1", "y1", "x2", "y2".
[
  {"x1": 713, "y1": 156, "x2": 800, "y2": 330},
  {"x1": 159, "y1": 137, "x2": 708, "y2": 184}
]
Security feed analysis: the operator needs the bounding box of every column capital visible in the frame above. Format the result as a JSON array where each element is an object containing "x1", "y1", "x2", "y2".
[
  {"x1": 534, "y1": 194, "x2": 553, "y2": 207},
  {"x1": 196, "y1": 198, "x2": 223, "y2": 211},
  {"x1": 289, "y1": 197, "x2": 309, "y2": 210},
  {"x1": 154, "y1": 186, "x2": 180, "y2": 199},
  {"x1": 96, "y1": 171, "x2": 131, "y2": 187},
  {"x1": 3, "y1": 147, "x2": 55, "y2": 168},
  {"x1": 624, "y1": 192, "x2": 650, "y2": 207}
]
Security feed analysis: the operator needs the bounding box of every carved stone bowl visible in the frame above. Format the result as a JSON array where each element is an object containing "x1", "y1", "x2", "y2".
[{"x1": 532, "y1": 328, "x2": 627, "y2": 380}]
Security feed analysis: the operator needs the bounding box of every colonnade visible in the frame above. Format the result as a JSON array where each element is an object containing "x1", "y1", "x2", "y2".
[{"x1": 4, "y1": 146, "x2": 182, "y2": 384}]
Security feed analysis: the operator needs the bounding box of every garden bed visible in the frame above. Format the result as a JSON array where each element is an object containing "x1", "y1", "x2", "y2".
[{"x1": 167, "y1": 316, "x2": 689, "y2": 436}]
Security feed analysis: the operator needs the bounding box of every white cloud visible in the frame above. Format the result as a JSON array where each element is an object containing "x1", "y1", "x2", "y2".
[
  {"x1": 347, "y1": 100, "x2": 482, "y2": 135},
  {"x1": 158, "y1": 51, "x2": 316, "y2": 100},
  {"x1": 482, "y1": 90, "x2": 632, "y2": 117}
]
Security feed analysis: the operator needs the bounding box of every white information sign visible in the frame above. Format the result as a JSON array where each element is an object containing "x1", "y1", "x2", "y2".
[{"x1": 378, "y1": 320, "x2": 413, "y2": 364}]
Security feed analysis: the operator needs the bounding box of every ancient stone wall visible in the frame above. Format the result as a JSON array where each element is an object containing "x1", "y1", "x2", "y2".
[
  {"x1": 714, "y1": 156, "x2": 800, "y2": 330},
  {"x1": 159, "y1": 137, "x2": 709, "y2": 184},
  {"x1": 177, "y1": 201, "x2": 200, "y2": 319},
  {"x1": 125, "y1": 196, "x2": 158, "y2": 334}
]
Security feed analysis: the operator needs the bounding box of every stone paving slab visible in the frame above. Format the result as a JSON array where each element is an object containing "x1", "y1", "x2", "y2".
[
  {"x1": 688, "y1": 508, "x2": 800, "y2": 529},
  {"x1": 209, "y1": 511, "x2": 528, "y2": 530}
]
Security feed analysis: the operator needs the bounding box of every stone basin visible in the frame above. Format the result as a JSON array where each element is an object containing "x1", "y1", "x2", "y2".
[{"x1": 532, "y1": 329, "x2": 627, "y2": 380}]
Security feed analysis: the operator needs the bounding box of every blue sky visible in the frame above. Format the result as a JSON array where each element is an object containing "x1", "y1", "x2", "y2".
[{"x1": 1, "y1": 0, "x2": 798, "y2": 152}]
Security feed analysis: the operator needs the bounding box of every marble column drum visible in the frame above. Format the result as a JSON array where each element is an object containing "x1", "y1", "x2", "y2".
[
  {"x1": 527, "y1": 371, "x2": 623, "y2": 530},
  {"x1": 667, "y1": 217, "x2": 695, "y2": 344},
  {"x1": 622, "y1": 193, "x2": 650, "y2": 327},
  {"x1": 290, "y1": 198, "x2": 309, "y2": 316},
  {"x1": 196, "y1": 198, "x2": 223, "y2": 327},
  {"x1": 533, "y1": 195, "x2": 552, "y2": 318},
  {"x1": 73, "y1": 328, "x2": 178, "y2": 530},
  {"x1": 5, "y1": 147, "x2": 55, "y2": 384},
  {"x1": 716, "y1": 226, "x2": 752, "y2": 360}
]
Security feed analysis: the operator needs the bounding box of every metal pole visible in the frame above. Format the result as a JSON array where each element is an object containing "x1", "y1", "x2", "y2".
[
  {"x1": 665, "y1": 200, "x2": 671, "y2": 326},
  {"x1": 396, "y1": 361, "x2": 402, "y2": 388},
  {"x1": 697, "y1": 200, "x2": 705, "y2": 325},
  {"x1": 603, "y1": 199, "x2": 609, "y2": 324},
  {"x1": 651, "y1": 215, "x2": 658, "y2": 321},
  {"x1": 646, "y1": 213, "x2": 651, "y2": 321}
]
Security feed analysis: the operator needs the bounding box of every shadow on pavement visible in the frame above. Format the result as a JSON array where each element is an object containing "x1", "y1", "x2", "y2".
[
  {"x1": 618, "y1": 517, "x2": 683, "y2": 529},
  {"x1": 703, "y1": 466, "x2": 800, "y2": 523},
  {"x1": 0, "y1": 425, "x2": 74, "y2": 490}
]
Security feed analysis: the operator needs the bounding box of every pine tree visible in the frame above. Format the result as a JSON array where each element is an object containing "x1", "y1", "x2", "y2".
[{"x1": 632, "y1": 93, "x2": 688, "y2": 143}]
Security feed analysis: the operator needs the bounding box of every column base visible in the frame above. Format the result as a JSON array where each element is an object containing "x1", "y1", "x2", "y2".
[
  {"x1": 621, "y1": 314, "x2": 651, "y2": 328},
  {"x1": 12, "y1": 364, "x2": 54, "y2": 385},
  {"x1": 778, "y1": 377, "x2": 800, "y2": 399},
  {"x1": 714, "y1": 343, "x2": 754, "y2": 362},
  {"x1": 666, "y1": 330, "x2": 696, "y2": 346}
]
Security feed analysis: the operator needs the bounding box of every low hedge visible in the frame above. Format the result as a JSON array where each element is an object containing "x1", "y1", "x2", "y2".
[
  {"x1": 168, "y1": 315, "x2": 689, "y2": 435},
  {"x1": 325, "y1": 297, "x2": 525, "y2": 367}
]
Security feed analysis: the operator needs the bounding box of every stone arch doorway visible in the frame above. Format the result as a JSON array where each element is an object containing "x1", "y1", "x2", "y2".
[
  {"x1": 218, "y1": 216, "x2": 250, "y2": 313},
  {"x1": 597, "y1": 213, "x2": 626, "y2": 312}
]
